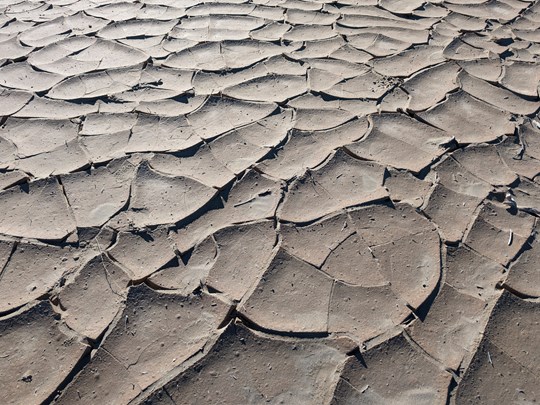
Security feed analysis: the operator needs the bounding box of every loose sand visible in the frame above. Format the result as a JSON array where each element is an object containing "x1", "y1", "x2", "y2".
[{"x1": 0, "y1": 0, "x2": 539, "y2": 403}]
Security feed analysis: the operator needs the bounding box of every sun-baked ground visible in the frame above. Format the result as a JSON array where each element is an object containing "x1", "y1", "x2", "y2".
[{"x1": 0, "y1": 0, "x2": 539, "y2": 404}]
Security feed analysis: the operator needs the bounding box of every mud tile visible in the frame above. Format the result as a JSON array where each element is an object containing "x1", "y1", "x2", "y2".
[
  {"x1": 418, "y1": 91, "x2": 515, "y2": 143},
  {"x1": 85, "y1": 2, "x2": 142, "y2": 20},
  {"x1": 520, "y1": 119, "x2": 540, "y2": 161},
  {"x1": 149, "y1": 146, "x2": 234, "y2": 189},
  {"x1": 13, "y1": 97, "x2": 98, "y2": 119},
  {"x1": 456, "y1": 336, "x2": 539, "y2": 404},
  {"x1": 384, "y1": 169, "x2": 433, "y2": 208},
  {"x1": 348, "y1": 202, "x2": 435, "y2": 247},
  {"x1": 193, "y1": 56, "x2": 305, "y2": 95},
  {"x1": 372, "y1": 45, "x2": 445, "y2": 77},
  {"x1": 0, "y1": 177, "x2": 76, "y2": 240},
  {"x1": 434, "y1": 156, "x2": 492, "y2": 198},
  {"x1": 279, "y1": 150, "x2": 387, "y2": 223},
  {"x1": 208, "y1": 131, "x2": 269, "y2": 175},
  {"x1": 294, "y1": 108, "x2": 355, "y2": 131},
  {"x1": 444, "y1": 11, "x2": 487, "y2": 31},
  {"x1": 281, "y1": 211, "x2": 354, "y2": 268},
  {"x1": 403, "y1": 62, "x2": 460, "y2": 111},
  {"x1": 135, "y1": 95, "x2": 207, "y2": 116},
  {"x1": 164, "y1": 40, "x2": 292, "y2": 71},
  {"x1": 61, "y1": 160, "x2": 134, "y2": 228},
  {"x1": 47, "y1": 68, "x2": 142, "y2": 100},
  {"x1": 250, "y1": 21, "x2": 291, "y2": 40},
  {"x1": 149, "y1": 235, "x2": 217, "y2": 293},
  {"x1": 322, "y1": 234, "x2": 385, "y2": 287},
  {"x1": 456, "y1": 292, "x2": 540, "y2": 403},
  {"x1": 283, "y1": 24, "x2": 336, "y2": 41},
  {"x1": 286, "y1": 9, "x2": 337, "y2": 25},
  {"x1": 0, "y1": 36, "x2": 33, "y2": 60},
  {"x1": 0, "y1": 170, "x2": 27, "y2": 190},
  {"x1": 497, "y1": 136, "x2": 540, "y2": 180},
  {"x1": 0, "y1": 62, "x2": 63, "y2": 92},
  {"x1": 446, "y1": 245, "x2": 505, "y2": 300},
  {"x1": 240, "y1": 248, "x2": 333, "y2": 333},
  {"x1": 500, "y1": 60, "x2": 540, "y2": 97},
  {"x1": 223, "y1": 74, "x2": 307, "y2": 103},
  {"x1": 0, "y1": 242, "x2": 80, "y2": 312},
  {"x1": 459, "y1": 70, "x2": 540, "y2": 115},
  {"x1": 57, "y1": 254, "x2": 129, "y2": 340},
  {"x1": 371, "y1": 230, "x2": 440, "y2": 309},
  {"x1": 126, "y1": 162, "x2": 217, "y2": 228},
  {"x1": 60, "y1": 285, "x2": 229, "y2": 403},
  {"x1": 172, "y1": 170, "x2": 283, "y2": 252},
  {"x1": 408, "y1": 284, "x2": 489, "y2": 370},
  {"x1": 34, "y1": 39, "x2": 148, "y2": 76},
  {"x1": 459, "y1": 58, "x2": 503, "y2": 81},
  {"x1": 0, "y1": 301, "x2": 88, "y2": 405},
  {"x1": 9, "y1": 139, "x2": 90, "y2": 178},
  {"x1": 346, "y1": 113, "x2": 452, "y2": 173},
  {"x1": 512, "y1": 177, "x2": 540, "y2": 213},
  {"x1": 347, "y1": 33, "x2": 413, "y2": 57},
  {"x1": 328, "y1": 282, "x2": 410, "y2": 343},
  {"x1": 485, "y1": 291, "x2": 540, "y2": 374},
  {"x1": 504, "y1": 227, "x2": 540, "y2": 298},
  {"x1": 0, "y1": 88, "x2": 32, "y2": 116},
  {"x1": 259, "y1": 118, "x2": 369, "y2": 180},
  {"x1": 207, "y1": 221, "x2": 276, "y2": 300},
  {"x1": 128, "y1": 114, "x2": 200, "y2": 153},
  {"x1": 187, "y1": 97, "x2": 277, "y2": 140},
  {"x1": 80, "y1": 113, "x2": 137, "y2": 135},
  {"x1": 323, "y1": 70, "x2": 395, "y2": 99},
  {"x1": 379, "y1": 0, "x2": 426, "y2": 14},
  {"x1": 332, "y1": 334, "x2": 451, "y2": 404},
  {"x1": 155, "y1": 322, "x2": 347, "y2": 404},
  {"x1": 56, "y1": 347, "x2": 142, "y2": 405},
  {"x1": 0, "y1": 117, "x2": 78, "y2": 158},
  {"x1": 108, "y1": 228, "x2": 176, "y2": 281},
  {"x1": 423, "y1": 183, "x2": 482, "y2": 242},
  {"x1": 98, "y1": 19, "x2": 178, "y2": 40},
  {"x1": 465, "y1": 202, "x2": 535, "y2": 266},
  {"x1": 287, "y1": 37, "x2": 345, "y2": 59},
  {"x1": 79, "y1": 130, "x2": 130, "y2": 164},
  {"x1": 447, "y1": 1, "x2": 527, "y2": 20}
]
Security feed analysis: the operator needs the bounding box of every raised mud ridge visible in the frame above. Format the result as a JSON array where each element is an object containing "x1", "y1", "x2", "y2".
[{"x1": 1, "y1": 0, "x2": 540, "y2": 404}]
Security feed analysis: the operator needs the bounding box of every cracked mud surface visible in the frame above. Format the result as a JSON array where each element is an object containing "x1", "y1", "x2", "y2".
[{"x1": 1, "y1": 0, "x2": 540, "y2": 403}]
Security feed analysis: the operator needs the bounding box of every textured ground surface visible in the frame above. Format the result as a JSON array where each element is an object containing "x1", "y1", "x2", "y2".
[{"x1": 1, "y1": 0, "x2": 540, "y2": 404}]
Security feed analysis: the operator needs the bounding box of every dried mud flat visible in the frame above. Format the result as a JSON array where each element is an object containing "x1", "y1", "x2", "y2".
[{"x1": 1, "y1": 0, "x2": 540, "y2": 404}]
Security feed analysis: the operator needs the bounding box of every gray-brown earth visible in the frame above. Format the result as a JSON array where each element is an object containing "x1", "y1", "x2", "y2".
[{"x1": 0, "y1": 0, "x2": 540, "y2": 404}]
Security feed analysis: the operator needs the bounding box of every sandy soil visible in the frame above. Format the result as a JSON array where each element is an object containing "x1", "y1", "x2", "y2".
[{"x1": 0, "y1": 0, "x2": 539, "y2": 403}]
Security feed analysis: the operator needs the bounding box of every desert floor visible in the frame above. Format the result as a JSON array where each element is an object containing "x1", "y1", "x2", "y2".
[{"x1": 0, "y1": 0, "x2": 539, "y2": 403}]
